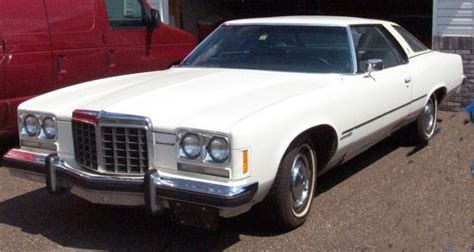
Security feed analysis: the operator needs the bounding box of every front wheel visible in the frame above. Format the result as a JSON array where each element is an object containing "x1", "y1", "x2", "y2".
[
  {"x1": 411, "y1": 94, "x2": 438, "y2": 143},
  {"x1": 266, "y1": 136, "x2": 317, "y2": 230}
]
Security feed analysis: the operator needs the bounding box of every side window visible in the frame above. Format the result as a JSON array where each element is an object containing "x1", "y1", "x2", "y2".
[
  {"x1": 104, "y1": 0, "x2": 145, "y2": 28},
  {"x1": 351, "y1": 25, "x2": 408, "y2": 73},
  {"x1": 393, "y1": 26, "x2": 429, "y2": 53}
]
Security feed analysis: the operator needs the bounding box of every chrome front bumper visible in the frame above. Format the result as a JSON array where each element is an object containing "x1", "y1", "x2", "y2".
[{"x1": 2, "y1": 149, "x2": 258, "y2": 216}]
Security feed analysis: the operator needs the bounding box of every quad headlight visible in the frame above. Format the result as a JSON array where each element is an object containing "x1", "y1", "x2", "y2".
[
  {"x1": 42, "y1": 117, "x2": 57, "y2": 139},
  {"x1": 207, "y1": 137, "x2": 230, "y2": 163},
  {"x1": 178, "y1": 130, "x2": 231, "y2": 165},
  {"x1": 180, "y1": 133, "x2": 201, "y2": 159},
  {"x1": 20, "y1": 112, "x2": 57, "y2": 141},
  {"x1": 24, "y1": 115, "x2": 41, "y2": 137}
]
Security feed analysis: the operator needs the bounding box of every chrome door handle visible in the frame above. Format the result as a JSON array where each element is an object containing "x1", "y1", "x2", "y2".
[
  {"x1": 56, "y1": 56, "x2": 67, "y2": 76},
  {"x1": 107, "y1": 49, "x2": 115, "y2": 67},
  {"x1": 56, "y1": 56, "x2": 63, "y2": 73},
  {"x1": 404, "y1": 77, "x2": 412, "y2": 84}
]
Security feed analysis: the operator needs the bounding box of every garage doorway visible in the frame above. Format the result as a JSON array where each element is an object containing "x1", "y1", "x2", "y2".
[{"x1": 172, "y1": 0, "x2": 433, "y2": 47}]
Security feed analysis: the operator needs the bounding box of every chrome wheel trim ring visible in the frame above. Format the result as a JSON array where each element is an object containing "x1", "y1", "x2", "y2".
[
  {"x1": 290, "y1": 153, "x2": 310, "y2": 209},
  {"x1": 290, "y1": 144, "x2": 316, "y2": 217},
  {"x1": 423, "y1": 98, "x2": 436, "y2": 136}
]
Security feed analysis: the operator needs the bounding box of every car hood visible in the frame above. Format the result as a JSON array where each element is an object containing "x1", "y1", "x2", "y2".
[{"x1": 21, "y1": 67, "x2": 341, "y2": 132}]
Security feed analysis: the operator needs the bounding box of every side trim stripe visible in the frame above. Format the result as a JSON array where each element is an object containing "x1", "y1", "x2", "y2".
[{"x1": 342, "y1": 94, "x2": 427, "y2": 135}]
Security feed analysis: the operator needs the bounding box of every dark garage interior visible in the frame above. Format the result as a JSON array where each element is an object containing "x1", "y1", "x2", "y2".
[{"x1": 175, "y1": 0, "x2": 433, "y2": 47}]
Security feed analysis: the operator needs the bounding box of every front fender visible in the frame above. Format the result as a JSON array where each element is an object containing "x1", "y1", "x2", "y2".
[{"x1": 231, "y1": 112, "x2": 342, "y2": 203}]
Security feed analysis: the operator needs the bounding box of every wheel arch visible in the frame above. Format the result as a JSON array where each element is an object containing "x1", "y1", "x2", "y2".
[
  {"x1": 427, "y1": 84, "x2": 448, "y2": 106},
  {"x1": 278, "y1": 124, "x2": 339, "y2": 174},
  {"x1": 258, "y1": 123, "x2": 340, "y2": 228},
  {"x1": 433, "y1": 86, "x2": 448, "y2": 105}
]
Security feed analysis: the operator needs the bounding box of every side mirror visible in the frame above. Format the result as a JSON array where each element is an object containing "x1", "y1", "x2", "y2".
[
  {"x1": 366, "y1": 59, "x2": 384, "y2": 75},
  {"x1": 148, "y1": 9, "x2": 161, "y2": 29},
  {"x1": 139, "y1": 0, "x2": 161, "y2": 29}
]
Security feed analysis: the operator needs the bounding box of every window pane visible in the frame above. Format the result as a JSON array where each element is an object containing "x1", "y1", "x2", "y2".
[
  {"x1": 104, "y1": 0, "x2": 145, "y2": 28},
  {"x1": 393, "y1": 26, "x2": 429, "y2": 53},
  {"x1": 351, "y1": 26, "x2": 406, "y2": 73},
  {"x1": 182, "y1": 25, "x2": 353, "y2": 74}
]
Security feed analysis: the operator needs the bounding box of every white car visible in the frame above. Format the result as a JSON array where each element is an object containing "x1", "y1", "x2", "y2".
[{"x1": 2, "y1": 16, "x2": 466, "y2": 230}]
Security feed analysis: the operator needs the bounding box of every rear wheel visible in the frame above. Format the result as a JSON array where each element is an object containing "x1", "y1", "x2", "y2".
[
  {"x1": 411, "y1": 94, "x2": 438, "y2": 143},
  {"x1": 266, "y1": 136, "x2": 317, "y2": 230}
]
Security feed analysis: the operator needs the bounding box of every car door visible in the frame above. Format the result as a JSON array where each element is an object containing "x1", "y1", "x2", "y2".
[
  {"x1": 3, "y1": 0, "x2": 54, "y2": 134},
  {"x1": 390, "y1": 25, "x2": 433, "y2": 117},
  {"x1": 44, "y1": 0, "x2": 108, "y2": 89},
  {"x1": 343, "y1": 25, "x2": 412, "y2": 158},
  {"x1": 100, "y1": 0, "x2": 169, "y2": 76}
]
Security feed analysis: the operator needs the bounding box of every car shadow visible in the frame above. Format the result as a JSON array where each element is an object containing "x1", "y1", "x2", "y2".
[
  {"x1": 0, "y1": 133, "x2": 412, "y2": 250},
  {"x1": 0, "y1": 134, "x2": 19, "y2": 166},
  {"x1": 316, "y1": 134, "x2": 401, "y2": 195}
]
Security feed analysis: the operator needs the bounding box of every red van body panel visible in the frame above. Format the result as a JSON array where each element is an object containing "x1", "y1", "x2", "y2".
[
  {"x1": 0, "y1": 0, "x2": 196, "y2": 139},
  {"x1": 103, "y1": 23, "x2": 196, "y2": 75},
  {"x1": 0, "y1": 3, "x2": 6, "y2": 133},
  {"x1": 46, "y1": 0, "x2": 109, "y2": 88},
  {"x1": 3, "y1": 0, "x2": 54, "y2": 134},
  {"x1": 97, "y1": 0, "x2": 194, "y2": 76}
]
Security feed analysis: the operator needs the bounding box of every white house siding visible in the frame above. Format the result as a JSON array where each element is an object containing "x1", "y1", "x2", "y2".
[
  {"x1": 434, "y1": 0, "x2": 474, "y2": 36},
  {"x1": 433, "y1": 0, "x2": 474, "y2": 111}
]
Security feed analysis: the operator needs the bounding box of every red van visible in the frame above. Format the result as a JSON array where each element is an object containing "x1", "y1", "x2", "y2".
[{"x1": 0, "y1": 0, "x2": 196, "y2": 139}]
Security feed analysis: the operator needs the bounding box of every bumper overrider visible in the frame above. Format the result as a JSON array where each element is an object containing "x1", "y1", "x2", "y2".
[
  {"x1": 2, "y1": 149, "x2": 258, "y2": 224},
  {"x1": 445, "y1": 75, "x2": 468, "y2": 102},
  {"x1": 456, "y1": 75, "x2": 468, "y2": 94},
  {"x1": 460, "y1": 75, "x2": 468, "y2": 91}
]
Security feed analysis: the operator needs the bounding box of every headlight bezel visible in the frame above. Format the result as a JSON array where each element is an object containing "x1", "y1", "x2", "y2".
[
  {"x1": 19, "y1": 111, "x2": 58, "y2": 142},
  {"x1": 177, "y1": 129, "x2": 231, "y2": 167}
]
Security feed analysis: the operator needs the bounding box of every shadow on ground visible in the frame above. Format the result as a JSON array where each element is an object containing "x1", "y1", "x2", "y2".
[
  {"x1": 0, "y1": 133, "x2": 421, "y2": 250},
  {"x1": 0, "y1": 134, "x2": 18, "y2": 166}
]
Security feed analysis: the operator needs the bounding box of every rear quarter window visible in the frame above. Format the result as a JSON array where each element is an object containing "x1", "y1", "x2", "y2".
[{"x1": 393, "y1": 26, "x2": 429, "y2": 53}]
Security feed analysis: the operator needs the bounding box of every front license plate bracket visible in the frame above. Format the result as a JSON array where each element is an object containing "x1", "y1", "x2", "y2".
[{"x1": 170, "y1": 201, "x2": 219, "y2": 230}]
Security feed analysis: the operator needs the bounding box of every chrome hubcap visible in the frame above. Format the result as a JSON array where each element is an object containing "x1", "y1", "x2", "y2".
[
  {"x1": 424, "y1": 99, "x2": 435, "y2": 135},
  {"x1": 290, "y1": 150, "x2": 311, "y2": 211}
]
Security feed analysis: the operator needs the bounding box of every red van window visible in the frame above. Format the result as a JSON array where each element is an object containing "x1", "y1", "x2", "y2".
[
  {"x1": 45, "y1": 0, "x2": 95, "y2": 33},
  {"x1": 104, "y1": 0, "x2": 147, "y2": 28}
]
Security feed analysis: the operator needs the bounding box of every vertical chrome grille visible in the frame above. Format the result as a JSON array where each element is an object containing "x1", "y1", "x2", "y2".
[
  {"x1": 101, "y1": 127, "x2": 149, "y2": 174},
  {"x1": 72, "y1": 118, "x2": 150, "y2": 175},
  {"x1": 72, "y1": 121, "x2": 98, "y2": 171}
]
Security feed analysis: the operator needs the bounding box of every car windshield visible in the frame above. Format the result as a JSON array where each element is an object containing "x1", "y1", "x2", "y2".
[{"x1": 181, "y1": 25, "x2": 354, "y2": 74}]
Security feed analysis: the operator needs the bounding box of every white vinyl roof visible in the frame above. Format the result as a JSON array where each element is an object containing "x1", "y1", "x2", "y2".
[{"x1": 225, "y1": 16, "x2": 396, "y2": 27}]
